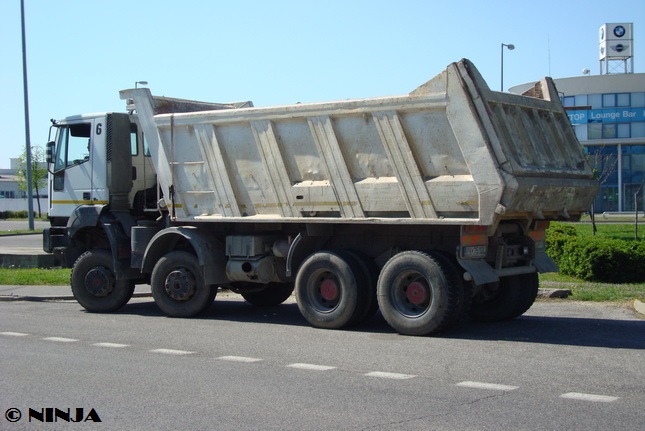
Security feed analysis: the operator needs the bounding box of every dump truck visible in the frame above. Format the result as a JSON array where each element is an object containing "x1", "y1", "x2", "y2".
[{"x1": 43, "y1": 59, "x2": 598, "y2": 335}]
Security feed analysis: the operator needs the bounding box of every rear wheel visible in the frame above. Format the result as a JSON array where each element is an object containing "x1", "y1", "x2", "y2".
[
  {"x1": 151, "y1": 251, "x2": 216, "y2": 317},
  {"x1": 468, "y1": 273, "x2": 538, "y2": 322},
  {"x1": 377, "y1": 251, "x2": 460, "y2": 336},
  {"x1": 71, "y1": 250, "x2": 135, "y2": 313},
  {"x1": 343, "y1": 250, "x2": 379, "y2": 324},
  {"x1": 295, "y1": 251, "x2": 362, "y2": 329},
  {"x1": 240, "y1": 283, "x2": 294, "y2": 306},
  {"x1": 427, "y1": 252, "x2": 471, "y2": 328}
]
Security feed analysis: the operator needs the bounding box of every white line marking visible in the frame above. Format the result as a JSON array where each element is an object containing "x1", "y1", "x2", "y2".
[
  {"x1": 150, "y1": 348, "x2": 194, "y2": 355},
  {"x1": 560, "y1": 392, "x2": 619, "y2": 403},
  {"x1": 288, "y1": 363, "x2": 336, "y2": 371},
  {"x1": 92, "y1": 342, "x2": 129, "y2": 348},
  {"x1": 218, "y1": 356, "x2": 262, "y2": 363},
  {"x1": 1, "y1": 332, "x2": 29, "y2": 337},
  {"x1": 43, "y1": 337, "x2": 78, "y2": 343},
  {"x1": 365, "y1": 371, "x2": 416, "y2": 380},
  {"x1": 456, "y1": 381, "x2": 519, "y2": 391}
]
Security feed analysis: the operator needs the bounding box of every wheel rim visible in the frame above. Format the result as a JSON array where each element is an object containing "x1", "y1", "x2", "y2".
[
  {"x1": 307, "y1": 269, "x2": 341, "y2": 312},
  {"x1": 391, "y1": 270, "x2": 431, "y2": 317},
  {"x1": 84, "y1": 266, "x2": 114, "y2": 297},
  {"x1": 164, "y1": 268, "x2": 196, "y2": 301}
]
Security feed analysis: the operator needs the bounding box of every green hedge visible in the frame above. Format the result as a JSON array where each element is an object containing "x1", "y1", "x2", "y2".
[
  {"x1": 546, "y1": 223, "x2": 645, "y2": 283},
  {"x1": 0, "y1": 211, "x2": 37, "y2": 220}
]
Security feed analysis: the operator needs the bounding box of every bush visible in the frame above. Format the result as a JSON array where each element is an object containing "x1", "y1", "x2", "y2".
[
  {"x1": 547, "y1": 228, "x2": 645, "y2": 283},
  {"x1": 545, "y1": 223, "x2": 577, "y2": 267},
  {"x1": 0, "y1": 211, "x2": 38, "y2": 220}
]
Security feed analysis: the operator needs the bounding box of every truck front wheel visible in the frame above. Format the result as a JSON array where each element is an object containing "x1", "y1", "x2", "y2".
[
  {"x1": 71, "y1": 250, "x2": 135, "y2": 312},
  {"x1": 151, "y1": 251, "x2": 217, "y2": 317},
  {"x1": 377, "y1": 251, "x2": 460, "y2": 336}
]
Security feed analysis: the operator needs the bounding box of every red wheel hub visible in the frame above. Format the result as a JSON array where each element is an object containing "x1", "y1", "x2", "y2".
[
  {"x1": 406, "y1": 281, "x2": 428, "y2": 305},
  {"x1": 320, "y1": 278, "x2": 339, "y2": 301}
]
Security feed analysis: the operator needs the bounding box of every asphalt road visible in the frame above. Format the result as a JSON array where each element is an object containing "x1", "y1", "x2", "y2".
[
  {"x1": 1, "y1": 297, "x2": 643, "y2": 430},
  {"x1": 0, "y1": 220, "x2": 50, "y2": 232},
  {"x1": 0, "y1": 233, "x2": 44, "y2": 255}
]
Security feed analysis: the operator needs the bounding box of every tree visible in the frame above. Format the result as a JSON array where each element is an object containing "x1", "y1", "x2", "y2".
[
  {"x1": 16, "y1": 146, "x2": 48, "y2": 218},
  {"x1": 586, "y1": 146, "x2": 619, "y2": 235}
]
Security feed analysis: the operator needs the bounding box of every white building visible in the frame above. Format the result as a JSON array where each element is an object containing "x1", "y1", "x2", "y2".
[
  {"x1": 0, "y1": 158, "x2": 49, "y2": 215},
  {"x1": 511, "y1": 23, "x2": 644, "y2": 213}
]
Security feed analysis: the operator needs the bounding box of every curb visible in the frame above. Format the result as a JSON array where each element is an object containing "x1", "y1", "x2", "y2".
[
  {"x1": 537, "y1": 288, "x2": 572, "y2": 299},
  {"x1": 0, "y1": 253, "x2": 58, "y2": 269},
  {"x1": 2, "y1": 289, "x2": 644, "y2": 317},
  {"x1": 0, "y1": 292, "x2": 152, "y2": 302},
  {"x1": 635, "y1": 299, "x2": 645, "y2": 316}
]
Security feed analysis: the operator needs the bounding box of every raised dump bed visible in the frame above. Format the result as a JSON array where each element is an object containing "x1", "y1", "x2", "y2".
[{"x1": 122, "y1": 59, "x2": 597, "y2": 226}]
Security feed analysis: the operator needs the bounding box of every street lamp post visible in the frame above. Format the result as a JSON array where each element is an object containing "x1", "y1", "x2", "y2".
[
  {"x1": 500, "y1": 43, "x2": 515, "y2": 91},
  {"x1": 135, "y1": 80, "x2": 148, "y2": 89},
  {"x1": 20, "y1": 0, "x2": 34, "y2": 230}
]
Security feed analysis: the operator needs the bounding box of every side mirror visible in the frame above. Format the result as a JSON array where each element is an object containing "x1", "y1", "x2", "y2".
[{"x1": 46, "y1": 141, "x2": 55, "y2": 164}]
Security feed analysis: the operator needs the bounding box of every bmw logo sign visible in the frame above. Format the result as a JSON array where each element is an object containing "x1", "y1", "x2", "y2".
[{"x1": 614, "y1": 25, "x2": 626, "y2": 38}]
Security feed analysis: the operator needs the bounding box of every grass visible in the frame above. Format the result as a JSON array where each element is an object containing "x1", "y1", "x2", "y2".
[
  {"x1": 0, "y1": 229, "x2": 43, "y2": 236},
  {"x1": 0, "y1": 267, "x2": 69, "y2": 285},
  {"x1": 566, "y1": 222, "x2": 643, "y2": 241},
  {"x1": 539, "y1": 272, "x2": 645, "y2": 302}
]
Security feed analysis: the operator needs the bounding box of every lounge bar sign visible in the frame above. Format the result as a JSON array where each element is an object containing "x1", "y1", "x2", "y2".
[{"x1": 567, "y1": 108, "x2": 645, "y2": 125}]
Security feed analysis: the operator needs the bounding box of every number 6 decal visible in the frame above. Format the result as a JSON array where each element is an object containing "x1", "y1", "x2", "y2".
[{"x1": 96, "y1": 123, "x2": 102, "y2": 135}]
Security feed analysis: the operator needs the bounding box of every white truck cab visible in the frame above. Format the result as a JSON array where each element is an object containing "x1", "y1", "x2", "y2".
[{"x1": 46, "y1": 113, "x2": 156, "y2": 226}]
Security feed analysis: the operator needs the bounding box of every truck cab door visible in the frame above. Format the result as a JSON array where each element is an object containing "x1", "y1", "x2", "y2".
[{"x1": 49, "y1": 117, "x2": 109, "y2": 219}]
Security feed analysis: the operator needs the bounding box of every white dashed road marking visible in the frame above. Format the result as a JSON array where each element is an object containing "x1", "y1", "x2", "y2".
[
  {"x1": 218, "y1": 356, "x2": 262, "y2": 363},
  {"x1": 43, "y1": 337, "x2": 78, "y2": 343},
  {"x1": 93, "y1": 342, "x2": 129, "y2": 348},
  {"x1": 365, "y1": 371, "x2": 416, "y2": 380},
  {"x1": 150, "y1": 348, "x2": 194, "y2": 355},
  {"x1": 560, "y1": 392, "x2": 619, "y2": 403},
  {"x1": 288, "y1": 363, "x2": 336, "y2": 371},
  {"x1": 456, "y1": 381, "x2": 519, "y2": 391},
  {"x1": 0, "y1": 333, "x2": 628, "y2": 404}
]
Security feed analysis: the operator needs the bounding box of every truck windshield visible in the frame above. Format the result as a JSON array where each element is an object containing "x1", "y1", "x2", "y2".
[{"x1": 54, "y1": 122, "x2": 91, "y2": 172}]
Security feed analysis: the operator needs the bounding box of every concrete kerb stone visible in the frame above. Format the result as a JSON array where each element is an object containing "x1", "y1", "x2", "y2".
[
  {"x1": 0, "y1": 292, "x2": 152, "y2": 302},
  {"x1": 635, "y1": 299, "x2": 645, "y2": 316},
  {"x1": 537, "y1": 288, "x2": 573, "y2": 299},
  {"x1": 0, "y1": 284, "x2": 152, "y2": 302}
]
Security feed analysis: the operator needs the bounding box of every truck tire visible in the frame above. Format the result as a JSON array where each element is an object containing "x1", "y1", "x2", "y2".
[
  {"x1": 468, "y1": 273, "x2": 538, "y2": 322},
  {"x1": 427, "y1": 252, "x2": 471, "y2": 328},
  {"x1": 241, "y1": 283, "x2": 294, "y2": 306},
  {"x1": 295, "y1": 251, "x2": 363, "y2": 329},
  {"x1": 71, "y1": 250, "x2": 135, "y2": 313},
  {"x1": 342, "y1": 250, "x2": 379, "y2": 325},
  {"x1": 377, "y1": 251, "x2": 459, "y2": 336},
  {"x1": 151, "y1": 251, "x2": 216, "y2": 317},
  {"x1": 505, "y1": 273, "x2": 539, "y2": 319}
]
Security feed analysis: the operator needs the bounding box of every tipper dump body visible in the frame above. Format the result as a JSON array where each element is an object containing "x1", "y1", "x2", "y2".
[
  {"x1": 121, "y1": 59, "x2": 597, "y2": 226},
  {"x1": 46, "y1": 59, "x2": 598, "y2": 336}
]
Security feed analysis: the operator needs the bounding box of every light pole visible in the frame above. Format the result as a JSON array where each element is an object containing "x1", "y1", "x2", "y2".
[
  {"x1": 20, "y1": 0, "x2": 34, "y2": 230},
  {"x1": 135, "y1": 80, "x2": 148, "y2": 89},
  {"x1": 500, "y1": 43, "x2": 515, "y2": 91}
]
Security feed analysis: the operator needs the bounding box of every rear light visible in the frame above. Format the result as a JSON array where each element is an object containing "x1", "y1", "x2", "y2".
[
  {"x1": 460, "y1": 225, "x2": 489, "y2": 259},
  {"x1": 528, "y1": 220, "x2": 550, "y2": 251}
]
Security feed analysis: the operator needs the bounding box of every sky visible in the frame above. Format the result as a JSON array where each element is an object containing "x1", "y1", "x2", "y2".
[{"x1": 1, "y1": 0, "x2": 643, "y2": 168}]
